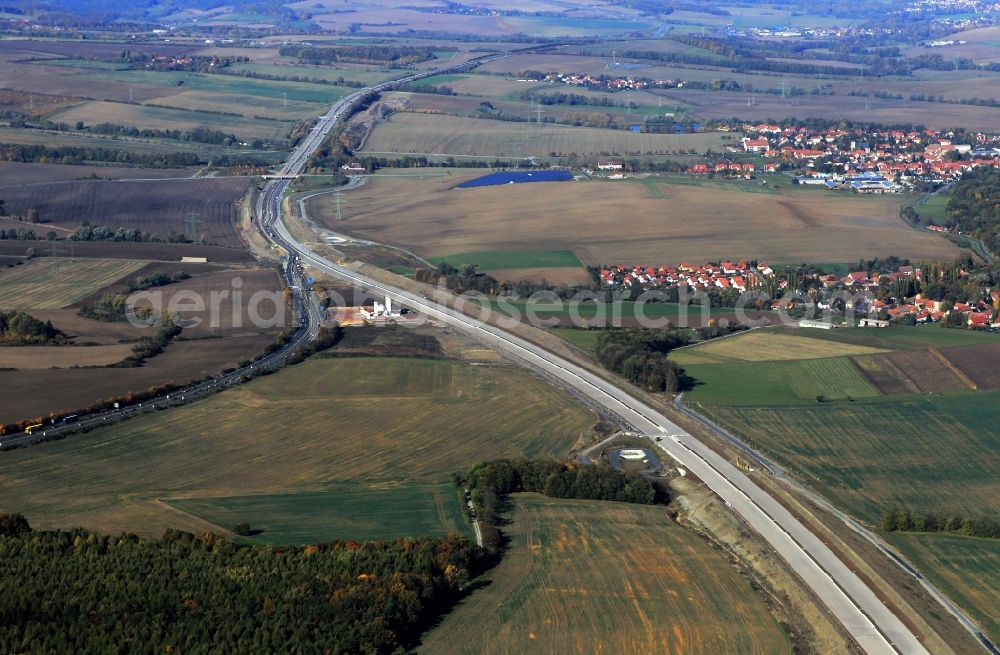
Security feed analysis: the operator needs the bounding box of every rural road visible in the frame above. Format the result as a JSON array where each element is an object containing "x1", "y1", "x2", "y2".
[{"x1": 255, "y1": 52, "x2": 936, "y2": 655}]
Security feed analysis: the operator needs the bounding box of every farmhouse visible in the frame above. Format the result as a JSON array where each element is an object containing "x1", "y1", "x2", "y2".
[
  {"x1": 597, "y1": 161, "x2": 623, "y2": 171},
  {"x1": 858, "y1": 318, "x2": 890, "y2": 328}
]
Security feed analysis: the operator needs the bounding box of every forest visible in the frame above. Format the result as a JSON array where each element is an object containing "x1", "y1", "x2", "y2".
[
  {"x1": 947, "y1": 167, "x2": 1000, "y2": 254},
  {"x1": 0, "y1": 513, "x2": 486, "y2": 655},
  {"x1": 595, "y1": 329, "x2": 692, "y2": 392}
]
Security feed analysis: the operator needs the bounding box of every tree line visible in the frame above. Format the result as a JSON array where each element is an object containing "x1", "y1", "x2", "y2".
[
  {"x1": 0, "y1": 143, "x2": 270, "y2": 169},
  {"x1": 279, "y1": 44, "x2": 436, "y2": 66},
  {"x1": 460, "y1": 458, "x2": 662, "y2": 552},
  {"x1": 881, "y1": 509, "x2": 1000, "y2": 539},
  {"x1": 595, "y1": 329, "x2": 692, "y2": 393},
  {"x1": 0, "y1": 513, "x2": 486, "y2": 655}
]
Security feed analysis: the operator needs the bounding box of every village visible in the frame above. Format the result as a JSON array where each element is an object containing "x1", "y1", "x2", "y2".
[{"x1": 599, "y1": 260, "x2": 1000, "y2": 329}]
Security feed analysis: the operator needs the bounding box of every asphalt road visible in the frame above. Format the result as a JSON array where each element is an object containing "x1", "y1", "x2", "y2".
[{"x1": 253, "y1": 54, "x2": 935, "y2": 655}]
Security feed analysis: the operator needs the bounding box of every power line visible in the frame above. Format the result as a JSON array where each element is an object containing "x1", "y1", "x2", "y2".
[{"x1": 184, "y1": 211, "x2": 204, "y2": 242}]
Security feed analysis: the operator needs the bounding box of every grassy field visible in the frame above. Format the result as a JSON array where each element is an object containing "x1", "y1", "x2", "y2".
[
  {"x1": 913, "y1": 194, "x2": 951, "y2": 224},
  {"x1": 0, "y1": 356, "x2": 595, "y2": 537},
  {"x1": 0, "y1": 258, "x2": 144, "y2": 310},
  {"x1": 169, "y1": 484, "x2": 473, "y2": 545},
  {"x1": 429, "y1": 249, "x2": 582, "y2": 269},
  {"x1": 685, "y1": 357, "x2": 880, "y2": 405},
  {"x1": 700, "y1": 392, "x2": 1000, "y2": 523},
  {"x1": 889, "y1": 533, "x2": 1000, "y2": 643},
  {"x1": 670, "y1": 331, "x2": 888, "y2": 365},
  {"x1": 317, "y1": 170, "x2": 959, "y2": 266},
  {"x1": 361, "y1": 113, "x2": 731, "y2": 157},
  {"x1": 0, "y1": 177, "x2": 252, "y2": 247},
  {"x1": 547, "y1": 327, "x2": 602, "y2": 351},
  {"x1": 419, "y1": 494, "x2": 790, "y2": 655}
]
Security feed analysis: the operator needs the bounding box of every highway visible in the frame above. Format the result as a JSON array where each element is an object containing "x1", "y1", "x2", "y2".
[
  {"x1": 254, "y1": 54, "x2": 934, "y2": 655},
  {"x1": 0, "y1": 250, "x2": 321, "y2": 449}
]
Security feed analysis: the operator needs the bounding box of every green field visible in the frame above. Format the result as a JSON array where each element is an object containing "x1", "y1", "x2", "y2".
[
  {"x1": 889, "y1": 533, "x2": 1000, "y2": 643},
  {"x1": 700, "y1": 392, "x2": 1000, "y2": 522},
  {"x1": 0, "y1": 356, "x2": 595, "y2": 538},
  {"x1": 419, "y1": 495, "x2": 789, "y2": 655},
  {"x1": 683, "y1": 357, "x2": 879, "y2": 405},
  {"x1": 912, "y1": 193, "x2": 951, "y2": 224},
  {"x1": 76, "y1": 68, "x2": 350, "y2": 105},
  {"x1": 547, "y1": 327, "x2": 602, "y2": 351},
  {"x1": 429, "y1": 249, "x2": 582, "y2": 270},
  {"x1": 169, "y1": 483, "x2": 473, "y2": 544}
]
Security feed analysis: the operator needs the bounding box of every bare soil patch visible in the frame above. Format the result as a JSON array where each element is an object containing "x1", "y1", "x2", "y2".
[
  {"x1": 941, "y1": 343, "x2": 1000, "y2": 390},
  {"x1": 0, "y1": 177, "x2": 252, "y2": 247},
  {"x1": 883, "y1": 350, "x2": 967, "y2": 393},
  {"x1": 0, "y1": 344, "x2": 133, "y2": 369}
]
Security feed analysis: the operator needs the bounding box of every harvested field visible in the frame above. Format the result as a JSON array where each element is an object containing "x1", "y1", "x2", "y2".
[
  {"x1": 0, "y1": 258, "x2": 145, "y2": 310},
  {"x1": 47, "y1": 100, "x2": 294, "y2": 143},
  {"x1": 0, "y1": 356, "x2": 595, "y2": 536},
  {"x1": 701, "y1": 392, "x2": 1000, "y2": 522},
  {"x1": 129, "y1": 268, "x2": 287, "y2": 338},
  {"x1": 311, "y1": 9, "x2": 512, "y2": 35},
  {"x1": 941, "y1": 343, "x2": 1000, "y2": 390},
  {"x1": 651, "y1": 88, "x2": 1000, "y2": 132},
  {"x1": 428, "y1": 248, "x2": 582, "y2": 269},
  {"x1": 419, "y1": 495, "x2": 788, "y2": 655},
  {"x1": 361, "y1": 113, "x2": 730, "y2": 157},
  {"x1": 0, "y1": 344, "x2": 132, "y2": 369},
  {"x1": 0, "y1": 334, "x2": 276, "y2": 424},
  {"x1": 905, "y1": 26, "x2": 1000, "y2": 65},
  {"x1": 0, "y1": 177, "x2": 252, "y2": 247},
  {"x1": 670, "y1": 330, "x2": 888, "y2": 364},
  {"x1": 0, "y1": 162, "x2": 190, "y2": 186},
  {"x1": 318, "y1": 172, "x2": 960, "y2": 265}
]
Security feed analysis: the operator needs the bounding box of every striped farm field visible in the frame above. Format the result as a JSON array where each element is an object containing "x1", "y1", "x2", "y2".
[
  {"x1": 0, "y1": 258, "x2": 144, "y2": 310},
  {"x1": 361, "y1": 113, "x2": 731, "y2": 158},
  {"x1": 419, "y1": 494, "x2": 789, "y2": 655},
  {"x1": 168, "y1": 484, "x2": 473, "y2": 545},
  {"x1": 889, "y1": 533, "x2": 1000, "y2": 644},
  {"x1": 0, "y1": 356, "x2": 595, "y2": 537},
  {"x1": 670, "y1": 329, "x2": 887, "y2": 365},
  {"x1": 700, "y1": 392, "x2": 1000, "y2": 522}
]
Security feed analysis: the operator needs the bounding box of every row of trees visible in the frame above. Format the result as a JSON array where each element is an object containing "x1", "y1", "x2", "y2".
[
  {"x1": 0, "y1": 143, "x2": 271, "y2": 169},
  {"x1": 279, "y1": 44, "x2": 436, "y2": 66},
  {"x1": 0, "y1": 514, "x2": 486, "y2": 655},
  {"x1": 85, "y1": 122, "x2": 244, "y2": 147},
  {"x1": 595, "y1": 329, "x2": 692, "y2": 393},
  {"x1": 462, "y1": 458, "x2": 661, "y2": 552},
  {"x1": 881, "y1": 509, "x2": 1000, "y2": 539}
]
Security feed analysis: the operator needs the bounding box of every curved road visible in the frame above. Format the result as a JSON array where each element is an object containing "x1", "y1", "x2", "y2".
[{"x1": 254, "y1": 53, "x2": 936, "y2": 655}]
